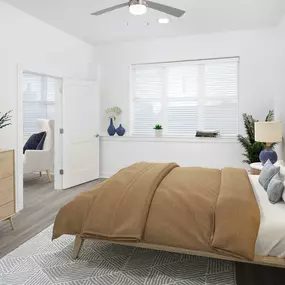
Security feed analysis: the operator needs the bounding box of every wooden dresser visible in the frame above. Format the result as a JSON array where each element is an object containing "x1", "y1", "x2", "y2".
[{"x1": 0, "y1": 150, "x2": 15, "y2": 230}]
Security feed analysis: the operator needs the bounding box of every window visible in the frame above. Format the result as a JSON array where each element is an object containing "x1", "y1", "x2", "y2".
[
  {"x1": 23, "y1": 72, "x2": 61, "y2": 136},
  {"x1": 131, "y1": 57, "x2": 239, "y2": 137}
]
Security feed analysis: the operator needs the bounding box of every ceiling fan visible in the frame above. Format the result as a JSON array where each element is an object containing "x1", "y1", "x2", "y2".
[{"x1": 91, "y1": 0, "x2": 186, "y2": 18}]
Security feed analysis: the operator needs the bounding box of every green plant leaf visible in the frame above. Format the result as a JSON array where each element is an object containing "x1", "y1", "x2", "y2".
[
  {"x1": 238, "y1": 110, "x2": 276, "y2": 165},
  {"x1": 0, "y1": 110, "x2": 12, "y2": 129},
  {"x1": 265, "y1": 110, "x2": 274, "y2": 122},
  {"x1": 154, "y1": 124, "x2": 163, "y2": 130},
  {"x1": 242, "y1": 113, "x2": 256, "y2": 144}
]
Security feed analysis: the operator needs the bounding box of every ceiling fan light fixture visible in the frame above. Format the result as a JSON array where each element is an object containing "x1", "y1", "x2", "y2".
[
  {"x1": 158, "y1": 18, "x2": 170, "y2": 24},
  {"x1": 129, "y1": 0, "x2": 147, "y2": 15},
  {"x1": 91, "y1": 1, "x2": 186, "y2": 18}
]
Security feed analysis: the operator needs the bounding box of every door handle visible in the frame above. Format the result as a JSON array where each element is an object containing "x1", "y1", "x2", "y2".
[{"x1": 95, "y1": 134, "x2": 100, "y2": 138}]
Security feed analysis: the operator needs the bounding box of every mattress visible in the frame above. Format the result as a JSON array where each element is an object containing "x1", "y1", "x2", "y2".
[{"x1": 250, "y1": 175, "x2": 285, "y2": 258}]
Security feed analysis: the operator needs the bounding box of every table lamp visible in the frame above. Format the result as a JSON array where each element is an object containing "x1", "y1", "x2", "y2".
[{"x1": 255, "y1": 121, "x2": 283, "y2": 165}]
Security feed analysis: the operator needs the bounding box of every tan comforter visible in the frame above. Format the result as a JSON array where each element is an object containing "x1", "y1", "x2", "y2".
[{"x1": 53, "y1": 163, "x2": 260, "y2": 260}]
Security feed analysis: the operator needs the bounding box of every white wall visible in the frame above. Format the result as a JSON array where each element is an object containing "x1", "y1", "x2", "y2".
[
  {"x1": 98, "y1": 28, "x2": 278, "y2": 132},
  {"x1": 97, "y1": 27, "x2": 281, "y2": 176},
  {"x1": 274, "y1": 16, "x2": 285, "y2": 160},
  {"x1": 1, "y1": 2, "x2": 284, "y2": 196},
  {"x1": 0, "y1": 2, "x2": 98, "y2": 211}
]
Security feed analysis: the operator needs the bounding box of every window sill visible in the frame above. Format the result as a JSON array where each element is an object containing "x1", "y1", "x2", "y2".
[{"x1": 100, "y1": 135, "x2": 238, "y2": 144}]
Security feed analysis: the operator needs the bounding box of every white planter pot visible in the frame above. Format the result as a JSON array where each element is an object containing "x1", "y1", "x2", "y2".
[{"x1": 155, "y1": 129, "x2": 163, "y2": 137}]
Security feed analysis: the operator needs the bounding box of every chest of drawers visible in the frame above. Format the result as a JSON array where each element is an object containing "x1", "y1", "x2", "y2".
[{"x1": 0, "y1": 150, "x2": 15, "y2": 230}]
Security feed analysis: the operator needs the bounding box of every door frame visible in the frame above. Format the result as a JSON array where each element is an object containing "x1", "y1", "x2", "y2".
[{"x1": 16, "y1": 64, "x2": 63, "y2": 212}]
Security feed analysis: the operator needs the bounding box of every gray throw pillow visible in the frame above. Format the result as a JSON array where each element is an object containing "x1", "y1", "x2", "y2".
[
  {"x1": 267, "y1": 173, "x2": 285, "y2": 204},
  {"x1": 259, "y1": 160, "x2": 280, "y2": 190}
]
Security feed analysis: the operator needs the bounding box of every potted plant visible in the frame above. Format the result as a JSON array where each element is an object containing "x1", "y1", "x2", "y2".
[
  {"x1": 105, "y1": 106, "x2": 122, "y2": 136},
  {"x1": 237, "y1": 110, "x2": 277, "y2": 164},
  {"x1": 154, "y1": 124, "x2": 163, "y2": 137},
  {"x1": 0, "y1": 111, "x2": 12, "y2": 129}
]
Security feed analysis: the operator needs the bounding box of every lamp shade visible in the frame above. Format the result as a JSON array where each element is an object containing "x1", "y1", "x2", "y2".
[{"x1": 255, "y1": 121, "x2": 283, "y2": 143}]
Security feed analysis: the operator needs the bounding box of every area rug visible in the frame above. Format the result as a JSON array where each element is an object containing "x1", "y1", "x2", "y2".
[{"x1": 0, "y1": 225, "x2": 236, "y2": 285}]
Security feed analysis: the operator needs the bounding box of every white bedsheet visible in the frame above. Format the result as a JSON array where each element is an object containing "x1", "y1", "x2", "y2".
[{"x1": 250, "y1": 175, "x2": 285, "y2": 257}]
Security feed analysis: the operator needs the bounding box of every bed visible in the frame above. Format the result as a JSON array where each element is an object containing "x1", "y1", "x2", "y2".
[
  {"x1": 251, "y1": 175, "x2": 285, "y2": 259},
  {"x1": 52, "y1": 163, "x2": 285, "y2": 268}
]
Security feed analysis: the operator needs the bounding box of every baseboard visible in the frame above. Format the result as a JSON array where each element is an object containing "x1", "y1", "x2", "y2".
[{"x1": 99, "y1": 173, "x2": 113, "y2": 179}]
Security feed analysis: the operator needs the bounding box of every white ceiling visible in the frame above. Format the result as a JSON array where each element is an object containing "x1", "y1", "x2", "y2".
[{"x1": 2, "y1": 0, "x2": 285, "y2": 46}]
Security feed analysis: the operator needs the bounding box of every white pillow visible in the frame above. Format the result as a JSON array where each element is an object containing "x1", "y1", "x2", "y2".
[
  {"x1": 280, "y1": 165, "x2": 285, "y2": 181},
  {"x1": 277, "y1": 161, "x2": 285, "y2": 202},
  {"x1": 275, "y1": 161, "x2": 285, "y2": 177}
]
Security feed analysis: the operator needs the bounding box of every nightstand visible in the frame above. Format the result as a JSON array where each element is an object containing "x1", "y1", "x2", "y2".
[{"x1": 250, "y1": 162, "x2": 263, "y2": 175}]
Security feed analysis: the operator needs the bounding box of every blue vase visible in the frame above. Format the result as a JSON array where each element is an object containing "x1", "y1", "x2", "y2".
[
  {"x1": 107, "y1": 118, "x2": 116, "y2": 136},
  {"x1": 259, "y1": 147, "x2": 278, "y2": 165},
  {"x1": 116, "y1": 124, "x2": 126, "y2": 136}
]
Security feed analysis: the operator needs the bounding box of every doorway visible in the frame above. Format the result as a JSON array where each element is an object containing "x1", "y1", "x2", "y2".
[
  {"x1": 22, "y1": 71, "x2": 63, "y2": 201},
  {"x1": 16, "y1": 68, "x2": 100, "y2": 213}
]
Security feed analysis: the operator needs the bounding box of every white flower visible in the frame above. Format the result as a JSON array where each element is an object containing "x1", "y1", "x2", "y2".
[{"x1": 105, "y1": 106, "x2": 122, "y2": 121}]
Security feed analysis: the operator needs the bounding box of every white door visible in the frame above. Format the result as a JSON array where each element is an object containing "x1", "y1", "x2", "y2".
[{"x1": 62, "y1": 79, "x2": 99, "y2": 189}]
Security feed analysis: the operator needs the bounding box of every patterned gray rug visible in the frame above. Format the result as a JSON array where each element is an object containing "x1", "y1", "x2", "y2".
[{"x1": 0, "y1": 225, "x2": 236, "y2": 285}]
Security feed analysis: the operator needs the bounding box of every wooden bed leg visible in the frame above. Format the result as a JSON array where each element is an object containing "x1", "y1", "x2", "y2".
[
  {"x1": 8, "y1": 217, "x2": 14, "y2": 230},
  {"x1": 73, "y1": 235, "x2": 84, "y2": 259},
  {"x1": 46, "y1": 169, "x2": 52, "y2": 183}
]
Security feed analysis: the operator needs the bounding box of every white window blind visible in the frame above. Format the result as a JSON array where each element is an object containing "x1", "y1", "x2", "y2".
[
  {"x1": 131, "y1": 58, "x2": 239, "y2": 137},
  {"x1": 23, "y1": 72, "x2": 60, "y2": 135}
]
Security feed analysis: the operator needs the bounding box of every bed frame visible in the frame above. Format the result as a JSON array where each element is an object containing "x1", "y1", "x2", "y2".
[{"x1": 72, "y1": 235, "x2": 285, "y2": 269}]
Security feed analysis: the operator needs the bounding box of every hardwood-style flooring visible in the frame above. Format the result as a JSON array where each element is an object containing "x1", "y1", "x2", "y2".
[{"x1": 0, "y1": 173, "x2": 103, "y2": 258}]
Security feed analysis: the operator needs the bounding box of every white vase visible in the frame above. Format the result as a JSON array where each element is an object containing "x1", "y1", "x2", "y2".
[{"x1": 155, "y1": 129, "x2": 163, "y2": 137}]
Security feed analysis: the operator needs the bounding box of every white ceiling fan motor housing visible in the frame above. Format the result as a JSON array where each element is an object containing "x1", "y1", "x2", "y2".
[{"x1": 129, "y1": 0, "x2": 147, "y2": 15}]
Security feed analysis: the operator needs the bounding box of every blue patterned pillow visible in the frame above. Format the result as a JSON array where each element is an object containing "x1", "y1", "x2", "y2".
[
  {"x1": 259, "y1": 160, "x2": 280, "y2": 190},
  {"x1": 23, "y1": 132, "x2": 46, "y2": 154},
  {"x1": 267, "y1": 173, "x2": 285, "y2": 204}
]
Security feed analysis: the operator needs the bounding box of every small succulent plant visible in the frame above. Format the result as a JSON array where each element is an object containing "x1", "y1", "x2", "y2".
[
  {"x1": 0, "y1": 111, "x2": 12, "y2": 129},
  {"x1": 154, "y1": 124, "x2": 163, "y2": 130}
]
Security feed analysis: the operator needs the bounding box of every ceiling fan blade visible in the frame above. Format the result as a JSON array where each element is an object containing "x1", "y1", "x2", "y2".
[
  {"x1": 147, "y1": 1, "x2": 186, "y2": 17},
  {"x1": 91, "y1": 3, "x2": 129, "y2": 16}
]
